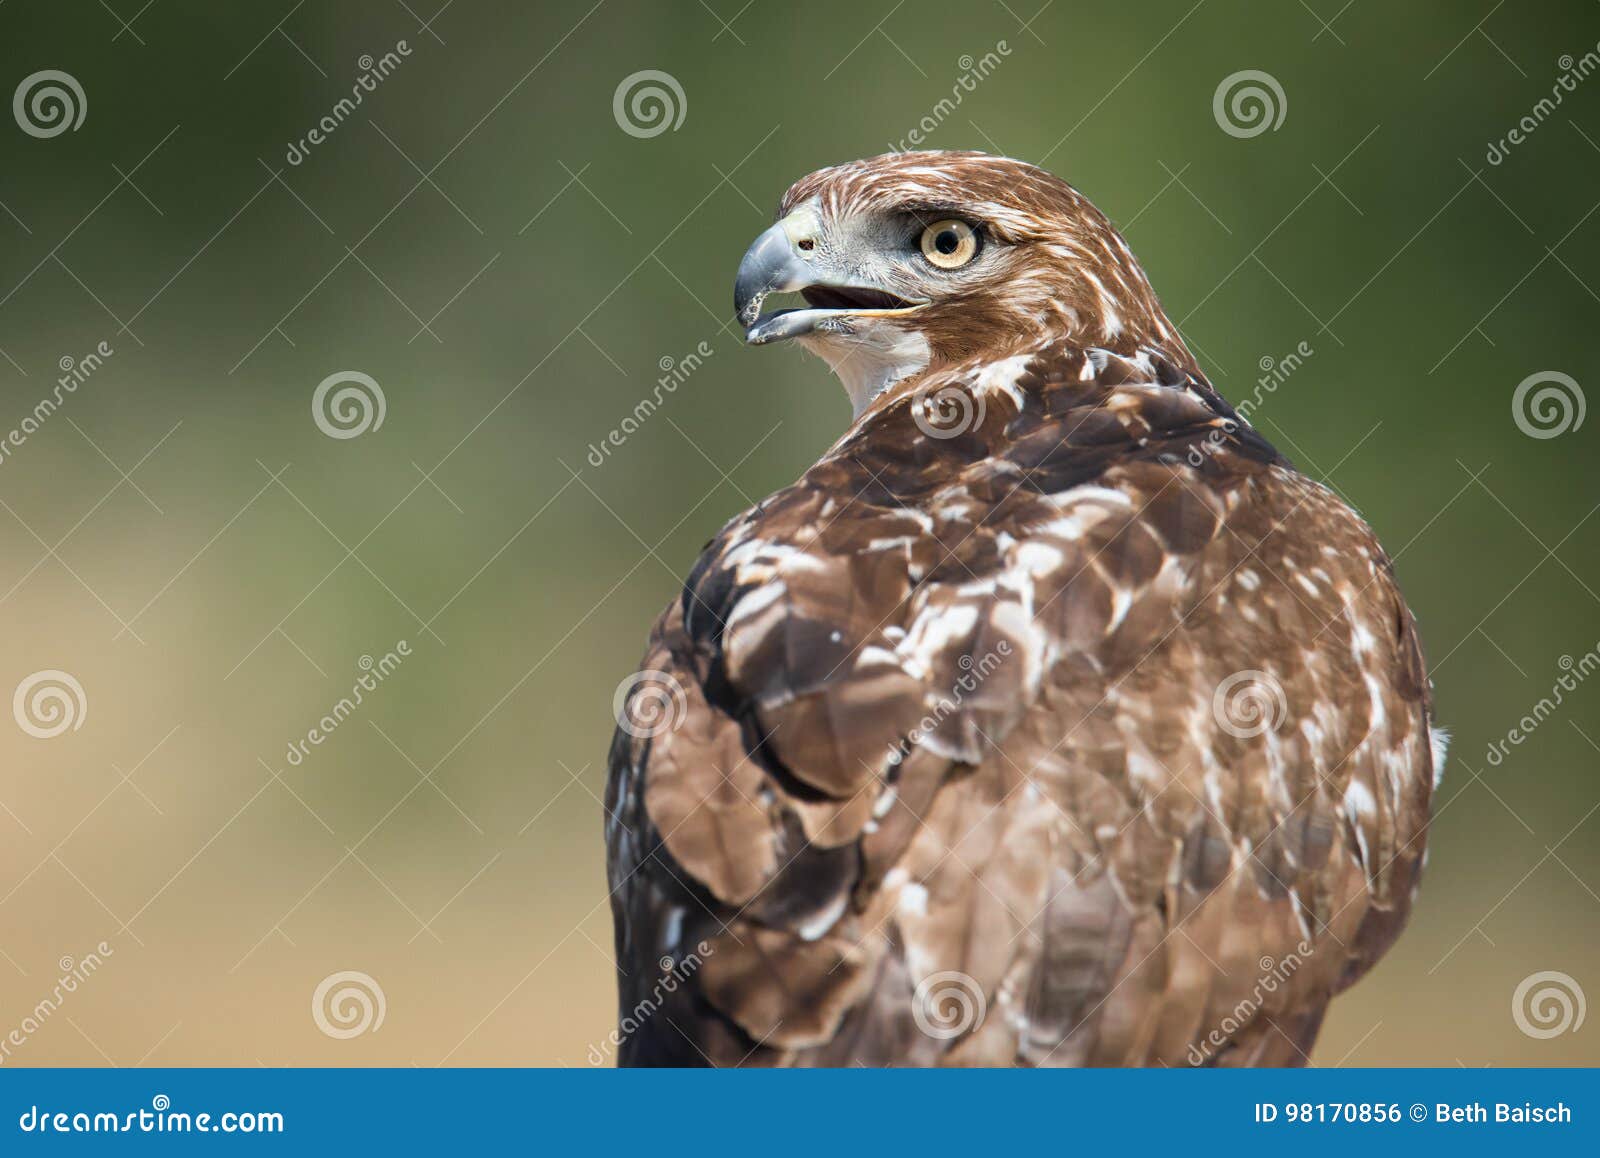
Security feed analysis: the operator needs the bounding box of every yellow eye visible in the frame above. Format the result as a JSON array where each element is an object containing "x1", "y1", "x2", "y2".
[{"x1": 919, "y1": 219, "x2": 978, "y2": 269}]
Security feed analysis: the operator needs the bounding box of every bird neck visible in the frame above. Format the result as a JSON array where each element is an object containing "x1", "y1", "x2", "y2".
[{"x1": 800, "y1": 328, "x2": 934, "y2": 416}]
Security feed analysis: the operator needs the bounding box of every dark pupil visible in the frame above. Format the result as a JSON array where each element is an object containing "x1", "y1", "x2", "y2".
[{"x1": 934, "y1": 229, "x2": 961, "y2": 255}]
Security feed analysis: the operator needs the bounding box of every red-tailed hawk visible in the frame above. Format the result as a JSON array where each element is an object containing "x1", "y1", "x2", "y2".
[{"x1": 604, "y1": 151, "x2": 1441, "y2": 1067}]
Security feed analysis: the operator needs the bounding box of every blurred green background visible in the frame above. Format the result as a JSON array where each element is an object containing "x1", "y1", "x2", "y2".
[{"x1": 0, "y1": 0, "x2": 1595, "y2": 1066}]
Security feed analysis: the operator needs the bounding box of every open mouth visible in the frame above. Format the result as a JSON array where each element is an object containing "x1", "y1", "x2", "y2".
[
  {"x1": 744, "y1": 284, "x2": 926, "y2": 345},
  {"x1": 799, "y1": 285, "x2": 921, "y2": 312}
]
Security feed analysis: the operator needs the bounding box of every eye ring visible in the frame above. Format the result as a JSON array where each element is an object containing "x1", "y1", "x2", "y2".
[{"x1": 919, "y1": 219, "x2": 979, "y2": 270}]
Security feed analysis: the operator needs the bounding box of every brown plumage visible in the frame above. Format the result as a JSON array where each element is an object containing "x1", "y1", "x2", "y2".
[{"x1": 604, "y1": 151, "x2": 1440, "y2": 1066}]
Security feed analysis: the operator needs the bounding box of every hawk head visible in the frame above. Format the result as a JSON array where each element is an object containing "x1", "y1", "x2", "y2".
[{"x1": 734, "y1": 150, "x2": 1190, "y2": 413}]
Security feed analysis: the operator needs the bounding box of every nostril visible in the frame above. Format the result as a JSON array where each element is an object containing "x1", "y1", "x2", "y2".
[{"x1": 797, "y1": 238, "x2": 816, "y2": 252}]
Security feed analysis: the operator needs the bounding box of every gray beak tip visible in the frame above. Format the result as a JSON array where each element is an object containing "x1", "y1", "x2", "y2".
[{"x1": 733, "y1": 221, "x2": 808, "y2": 337}]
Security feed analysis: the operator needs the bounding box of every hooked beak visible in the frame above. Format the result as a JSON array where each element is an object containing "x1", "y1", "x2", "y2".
[{"x1": 733, "y1": 214, "x2": 925, "y2": 345}]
